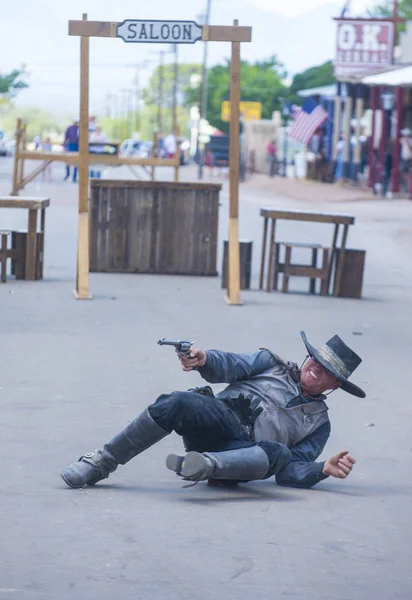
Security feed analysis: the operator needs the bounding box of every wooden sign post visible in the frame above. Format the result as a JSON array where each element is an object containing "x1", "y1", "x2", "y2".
[{"x1": 69, "y1": 16, "x2": 251, "y2": 303}]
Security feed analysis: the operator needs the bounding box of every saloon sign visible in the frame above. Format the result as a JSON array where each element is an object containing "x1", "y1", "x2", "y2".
[
  {"x1": 117, "y1": 19, "x2": 203, "y2": 44},
  {"x1": 334, "y1": 19, "x2": 394, "y2": 78}
]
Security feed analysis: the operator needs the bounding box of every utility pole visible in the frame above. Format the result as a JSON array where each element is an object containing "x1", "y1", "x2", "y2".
[
  {"x1": 172, "y1": 45, "x2": 179, "y2": 134},
  {"x1": 106, "y1": 92, "x2": 112, "y2": 118},
  {"x1": 157, "y1": 51, "x2": 165, "y2": 133},
  {"x1": 122, "y1": 89, "x2": 135, "y2": 138},
  {"x1": 198, "y1": 0, "x2": 212, "y2": 180},
  {"x1": 131, "y1": 60, "x2": 154, "y2": 134}
]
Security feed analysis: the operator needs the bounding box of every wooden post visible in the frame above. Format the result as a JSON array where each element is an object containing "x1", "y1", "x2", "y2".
[
  {"x1": 25, "y1": 209, "x2": 38, "y2": 281},
  {"x1": 368, "y1": 86, "x2": 378, "y2": 189},
  {"x1": 353, "y1": 86, "x2": 363, "y2": 180},
  {"x1": 174, "y1": 144, "x2": 179, "y2": 182},
  {"x1": 342, "y1": 89, "x2": 353, "y2": 179},
  {"x1": 19, "y1": 122, "x2": 27, "y2": 189},
  {"x1": 378, "y1": 87, "x2": 385, "y2": 185},
  {"x1": 332, "y1": 83, "x2": 341, "y2": 161},
  {"x1": 226, "y1": 19, "x2": 242, "y2": 305},
  {"x1": 74, "y1": 13, "x2": 91, "y2": 299},
  {"x1": 11, "y1": 118, "x2": 23, "y2": 196},
  {"x1": 392, "y1": 86, "x2": 403, "y2": 193}
]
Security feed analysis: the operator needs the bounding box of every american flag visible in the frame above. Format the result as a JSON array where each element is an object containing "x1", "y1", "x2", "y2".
[{"x1": 288, "y1": 98, "x2": 328, "y2": 145}]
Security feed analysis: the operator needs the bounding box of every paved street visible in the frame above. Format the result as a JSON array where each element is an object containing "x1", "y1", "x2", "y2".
[{"x1": 0, "y1": 158, "x2": 411, "y2": 599}]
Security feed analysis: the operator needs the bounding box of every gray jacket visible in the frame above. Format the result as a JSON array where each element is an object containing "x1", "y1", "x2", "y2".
[{"x1": 198, "y1": 349, "x2": 331, "y2": 488}]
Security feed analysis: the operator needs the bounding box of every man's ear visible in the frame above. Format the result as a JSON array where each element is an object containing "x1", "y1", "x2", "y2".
[{"x1": 332, "y1": 379, "x2": 342, "y2": 391}]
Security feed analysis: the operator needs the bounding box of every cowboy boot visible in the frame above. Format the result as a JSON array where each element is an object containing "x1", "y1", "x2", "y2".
[
  {"x1": 61, "y1": 408, "x2": 169, "y2": 488},
  {"x1": 166, "y1": 446, "x2": 269, "y2": 483}
]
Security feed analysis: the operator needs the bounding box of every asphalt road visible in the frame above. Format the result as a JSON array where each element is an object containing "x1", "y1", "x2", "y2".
[{"x1": 0, "y1": 157, "x2": 411, "y2": 599}]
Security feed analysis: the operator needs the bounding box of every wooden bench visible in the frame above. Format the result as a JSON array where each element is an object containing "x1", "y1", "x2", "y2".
[
  {"x1": 274, "y1": 242, "x2": 330, "y2": 295},
  {"x1": 259, "y1": 208, "x2": 355, "y2": 297}
]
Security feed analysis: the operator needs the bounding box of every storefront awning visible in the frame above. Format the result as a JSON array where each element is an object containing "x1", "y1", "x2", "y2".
[
  {"x1": 361, "y1": 64, "x2": 412, "y2": 87},
  {"x1": 296, "y1": 84, "x2": 337, "y2": 99}
]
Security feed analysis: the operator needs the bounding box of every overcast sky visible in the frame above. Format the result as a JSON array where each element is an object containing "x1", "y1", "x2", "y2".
[{"x1": 0, "y1": 0, "x2": 377, "y2": 117}]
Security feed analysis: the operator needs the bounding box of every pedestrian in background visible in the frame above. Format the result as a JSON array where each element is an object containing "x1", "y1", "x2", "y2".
[
  {"x1": 163, "y1": 131, "x2": 177, "y2": 158},
  {"x1": 400, "y1": 128, "x2": 412, "y2": 192},
  {"x1": 64, "y1": 119, "x2": 79, "y2": 182},
  {"x1": 33, "y1": 134, "x2": 41, "y2": 150},
  {"x1": 334, "y1": 134, "x2": 345, "y2": 180},
  {"x1": 266, "y1": 139, "x2": 278, "y2": 177},
  {"x1": 89, "y1": 126, "x2": 108, "y2": 179}
]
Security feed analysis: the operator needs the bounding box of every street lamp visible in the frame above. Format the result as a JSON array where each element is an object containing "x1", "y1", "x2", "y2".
[{"x1": 381, "y1": 88, "x2": 395, "y2": 197}]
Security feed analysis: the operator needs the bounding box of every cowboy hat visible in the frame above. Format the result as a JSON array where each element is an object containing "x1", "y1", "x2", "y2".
[{"x1": 300, "y1": 331, "x2": 365, "y2": 398}]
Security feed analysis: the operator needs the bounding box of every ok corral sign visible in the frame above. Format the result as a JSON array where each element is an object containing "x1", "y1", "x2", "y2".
[
  {"x1": 334, "y1": 18, "x2": 394, "y2": 78},
  {"x1": 117, "y1": 20, "x2": 203, "y2": 44}
]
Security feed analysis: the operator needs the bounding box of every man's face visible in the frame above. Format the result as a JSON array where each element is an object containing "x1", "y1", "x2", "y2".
[{"x1": 300, "y1": 357, "x2": 341, "y2": 396}]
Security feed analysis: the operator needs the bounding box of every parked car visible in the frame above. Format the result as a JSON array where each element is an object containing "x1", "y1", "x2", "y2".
[
  {"x1": 120, "y1": 139, "x2": 143, "y2": 156},
  {"x1": 136, "y1": 141, "x2": 153, "y2": 158}
]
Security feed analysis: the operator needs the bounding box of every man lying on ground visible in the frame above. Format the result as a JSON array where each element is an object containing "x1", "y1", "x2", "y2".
[{"x1": 61, "y1": 331, "x2": 364, "y2": 489}]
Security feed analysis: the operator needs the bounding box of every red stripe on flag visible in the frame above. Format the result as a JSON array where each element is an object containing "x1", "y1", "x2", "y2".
[{"x1": 289, "y1": 105, "x2": 328, "y2": 144}]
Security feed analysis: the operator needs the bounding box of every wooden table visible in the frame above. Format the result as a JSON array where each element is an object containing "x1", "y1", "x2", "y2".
[
  {"x1": 259, "y1": 208, "x2": 355, "y2": 296},
  {"x1": 0, "y1": 196, "x2": 50, "y2": 280}
]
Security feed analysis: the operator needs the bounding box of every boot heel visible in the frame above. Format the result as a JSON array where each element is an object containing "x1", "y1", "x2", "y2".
[{"x1": 166, "y1": 454, "x2": 184, "y2": 474}]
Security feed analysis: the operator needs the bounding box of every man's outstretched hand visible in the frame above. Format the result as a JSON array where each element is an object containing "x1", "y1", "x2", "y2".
[
  {"x1": 179, "y1": 348, "x2": 207, "y2": 371},
  {"x1": 322, "y1": 450, "x2": 356, "y2": 479}
]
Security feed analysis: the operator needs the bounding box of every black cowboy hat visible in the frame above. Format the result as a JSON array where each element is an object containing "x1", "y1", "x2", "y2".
[{"x1": 300, "y1": 331, "x2": 365, "y2": 398}]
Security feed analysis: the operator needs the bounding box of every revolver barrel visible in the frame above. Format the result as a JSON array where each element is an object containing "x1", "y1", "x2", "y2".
[{"x1": 157, "y1": 338, "x2": 193, "y2": 355}]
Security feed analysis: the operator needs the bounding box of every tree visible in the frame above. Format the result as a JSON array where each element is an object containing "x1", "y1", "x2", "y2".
[
  {"x1": 1, "y1": 107, "x2": 64, "y2": 140},
  {"x1": 0, "y1": 67, "x2": 28, "y2": 98},
  {"x1": 143, "y1": 62, "x2": 201, "y2": 107},
  {"x1": 368, "y1": 0, "x2": 412, "y2": 19},
  {"x1": 368, "y1": 0, "x2": 411, "y2": 40},
  {"x1": 289, "y1": 61, "x2": 335, "y2": 96},
  {"x1": 185, "y1": 56, "x2": 288, "y2": 132}
]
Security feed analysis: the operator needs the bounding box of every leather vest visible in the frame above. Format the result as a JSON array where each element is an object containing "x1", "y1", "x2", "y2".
[{"x1": 218, "y1": 361, "x2": 329, "y2": 448}]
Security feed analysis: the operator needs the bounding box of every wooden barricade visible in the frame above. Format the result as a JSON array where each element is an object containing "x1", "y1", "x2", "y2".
[{"x1": 89, "y1": 180, "x2": 221, "y2": 276}]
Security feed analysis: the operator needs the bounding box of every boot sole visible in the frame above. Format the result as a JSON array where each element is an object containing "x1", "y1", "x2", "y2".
[
  {"x1": 60, "y1": 472, "x2": 83, "y2": 489},
  {"x1": 180, "y1": 452, "x2": 208, "y2": 478},
  {"x1": 60, "y1": 470, "x2": 104, "y2": 489}
]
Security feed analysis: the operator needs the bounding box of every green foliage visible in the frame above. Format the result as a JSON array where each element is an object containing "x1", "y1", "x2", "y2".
[
  {"x1": 185, "y1": 56, "x2": 288, "y2": 132},
  {"x1": 143, "y1": 63, "x2": 202, "y2": 109},
  {"x1": 368, "y1": 0, "x2": 412, "y2": 19},
  {"x1": 290, "y1": 61, "x2": 335, "y2": 96},
  {"x1": 1, "y1": 107, "x2": 64, "y2": 140},
  {"x1": 100, "y1": 105, "x2": 190, "y2": 142},
  {"x1": 368, "y1": 0, "x2": 411, "y2": 40},
  {"x1": 0, "y1": 67, "x2": 28, "y2": 98}
]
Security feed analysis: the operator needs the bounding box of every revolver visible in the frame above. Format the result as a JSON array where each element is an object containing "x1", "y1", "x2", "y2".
[{"x1": 157, "y1": 338, "x2": 194, "y2": 357}]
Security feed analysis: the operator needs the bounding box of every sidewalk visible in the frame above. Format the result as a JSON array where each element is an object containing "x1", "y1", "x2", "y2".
[{"x1": 243, "y1": 172, "x2": 381, "y2": 203}]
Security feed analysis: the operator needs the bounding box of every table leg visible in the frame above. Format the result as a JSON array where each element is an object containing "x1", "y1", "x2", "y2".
[
  {"x1": 266, "y1": 219, "x2": 276, "y2": 292},
  {"x1": 310, "y1": 247, "x2": 317, "y2": 294},
  {"x1": 39, "y1": 208, "x2": 46, "y2": 279},
  {"x1": 320, "y1": 249, "x2": 330, "y2": 296},
  {"x1": 25, "y1": 209, "x2": 38, "y2": 280},
  {"x1": 273, "y1": 243, "x2": 280, "y2": 291},
  {"x1": 259, "y1": 217, "x2": 268, "y2": 290},
  {"x1": 334, "y1": 224, "x2": 349, "y2": 296},
  {"x1": 327, "y1": 224, "x2": 339, "y2": 294},
  {"x1": 1, "y1": 234, "x2": 8, "y2": 283},
  {"x1": 282, "y1": 245, "x2": 291, "y2": 293}
]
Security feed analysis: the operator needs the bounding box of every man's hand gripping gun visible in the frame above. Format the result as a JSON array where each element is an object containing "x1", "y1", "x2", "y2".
[{"x1": 157, "y1": 338, "x2": 194, "y2": 357}]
